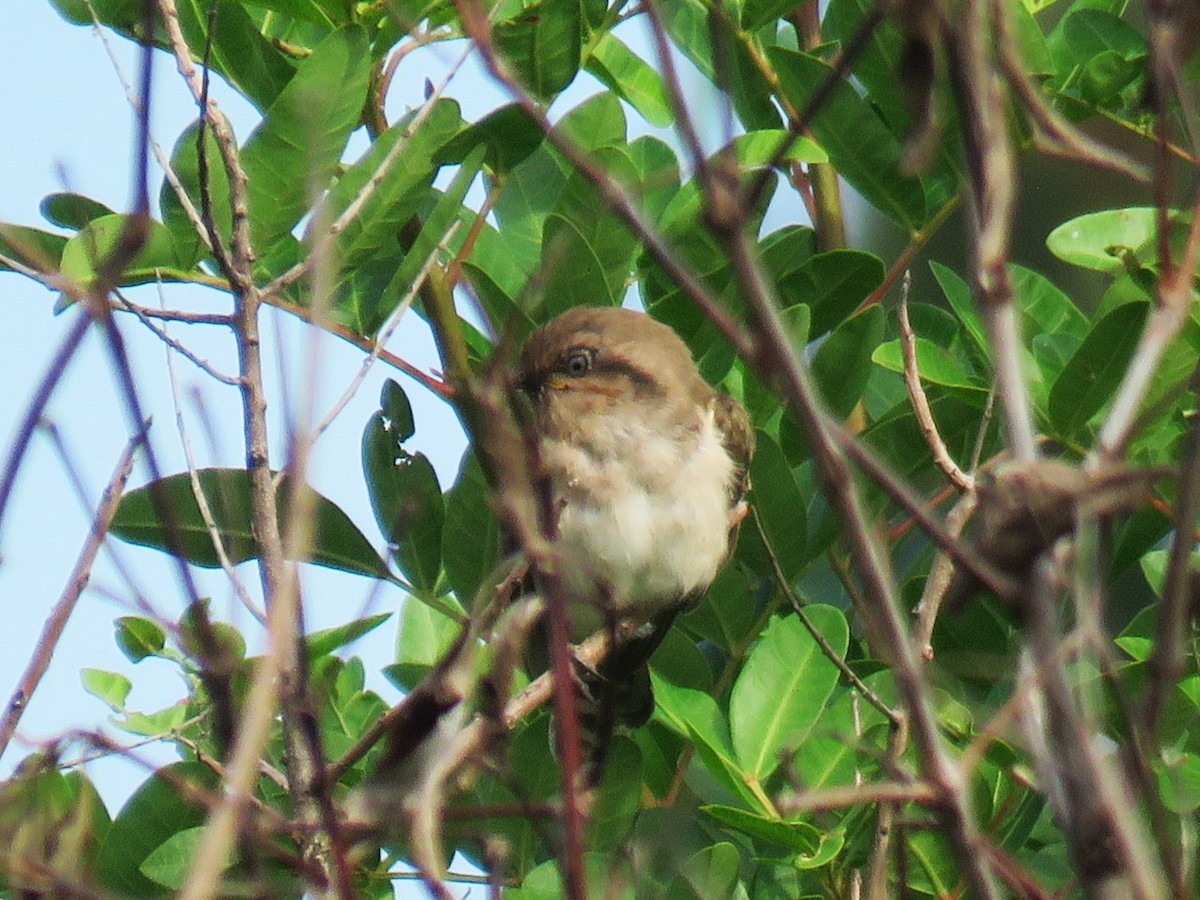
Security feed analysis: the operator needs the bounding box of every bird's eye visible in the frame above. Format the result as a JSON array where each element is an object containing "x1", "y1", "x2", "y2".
[{"x1": 564, "y1": 348, "x2": 593, "y2": 377}]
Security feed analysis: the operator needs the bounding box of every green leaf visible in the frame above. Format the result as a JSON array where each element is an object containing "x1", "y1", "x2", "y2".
[
  {"x1": 657, "y1": 0, "x2": 779, "y2": 129},
  {"x1": 363, "y1": 386, "x2": 444, "y2": 592},
  {"x1": 872, "y1": 336, "x2": 985, "y2": 391},
  {"x1": 824, "y1": 0, "x2": 917, "y2": 135},
  {"x1": 778, "y1": 249, "x2": 884, "y2": 338},
  {"x1": 173, "y1": 0, "x2": 296, "y2": 111},
  {"x1": 1047, "y1": 300, "x2": 1148, "y2": 438},
  {"x1": 110, "y1": 468, "x2": 390, "y2": 579},
  {"x1": 241, "y1": 26, "x2": 372, "y2": 249},
  {"x1": 813, "y1": 304, "x2": 886, "y2": 417},
  {"x1": 769, "y1": 47, "x2": 927, "y2": 231},
  {"x1": 115, "y1": 617, "x2": 167, "y2": 663},
  {"x1": 730, "y1": 607, "x2": 849, "y2": 780},
  {"x1": 82, "y1": 669, "x2": 132, "y2": 712},
  {"x1": 139, "y1": 827, "x2": 213, "y2": 889},
  {"x1": 435, "y1": 103, "x2": 544, "y2": 173},
  {"x1": 681, "y1": 565, "x2": 756, "y2": 652},
  {"x1": 321, "y1": 98, "x2": 463, "y2": 274},
  {"x1": 1116, "y1": 599, "x2": 1156, "y2": 662},
  {"x1": 1046, "y1": 207, "x2": 1159, "y2": 274},
  {"x1": 59, "y1": 214, "x2": 184, "y2": 288},
  {"x1": 701, "y1": 805, "x2": 822, "y2": 854},
  {"x1": 40, "y1": 192, "x2": 115, "y2": 230},
  {"x1": 739, "y1": 430, "x2": 807, "y2": 580},
  {"x1": 494, "y1": 0, "x2": 582, "y2": 99},
  {"x1": 1157, "y1": 751, "x2": 1200, "y2": 813},
  {"x1": 97, "y1": 763, "x2": 220, "y2": 895},
  {"x1": 586, "y1": 34, "x2": 673, "y2": 127},
  {"x1": 628, "y1": 136, "x2": 681, "y2": 223},
  {"x1": 388, "y1": 598, "x2": 463, "y2": 691},
  {"x1": 651, "y1": 671, "x2": 759, "y2": 809},
  {"x1": 1062, "y1": 8, "x2": 1146, "y2": 63},
  {"x1": 306, "y1": 613, "x2": 392, "y2": 659},
  {"x1": 730, "y1": 130, "x2": 827, "y2": 168},
  {"x1": 442, "y1": 454, "x2": 500, "y2": 605},
  {"x1": 365, "y1": 146, "x2": 483, "y2": 337},
  {"x1": 1078, "y1": 48, "x2": 1143, "y2": 106},
  {"x1": 931, "y1": 260, "x2": 989, "y2": 362},
  {"x1": 1012, "y1": 263, "x2": 1088, "y2": 343},
  {"x1": 741, "y1": 0, "x2": 801, "y2": 30},
  {"x1": 0, "y1": 222, "x2": 68, "y2": 274},
  {"x1": 160, "y1": 121, "x2": 233, "y2": 268},
  {"x1": 667, "y1": 842, "x2": 742, "y2": 899}
]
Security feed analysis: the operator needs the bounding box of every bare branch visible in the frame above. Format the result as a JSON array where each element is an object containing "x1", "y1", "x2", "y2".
[{"x1": 0, "y1": 429, "x2": 144, "y2": 761}]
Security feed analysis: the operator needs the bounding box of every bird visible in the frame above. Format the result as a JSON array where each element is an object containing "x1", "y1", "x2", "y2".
[{"x1": 516, "y1": 305, "x2": 755, "y2": 762}]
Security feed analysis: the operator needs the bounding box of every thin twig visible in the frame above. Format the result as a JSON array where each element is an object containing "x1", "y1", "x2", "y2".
[
  {"x1": 751, "y1": 507, "x2": 901, "y2": 725},
  {"x1": 311, "y1": 230, "x2": 454, "y2": 441},
  {"x1": 161, "y1": 291, "x2": 265, "y2": 625},
  {"x1": 898, "y1": 270, "x2": 974, "y2": 492},
  {"x1": 0, "y1": 429, "x2": 144, "y2": 761}
]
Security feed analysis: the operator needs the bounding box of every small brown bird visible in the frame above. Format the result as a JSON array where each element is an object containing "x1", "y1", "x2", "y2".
[{"x1": 517, "y1": 306, "x2": 754, "y2": 738}]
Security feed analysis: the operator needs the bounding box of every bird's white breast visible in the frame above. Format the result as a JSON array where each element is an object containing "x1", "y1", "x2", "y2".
[{"x1": 541, "y1": 404, "x2": 735, "y2": 621}]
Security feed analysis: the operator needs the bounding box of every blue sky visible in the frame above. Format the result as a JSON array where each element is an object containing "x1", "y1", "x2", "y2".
[
  {"x1": 0, "y1": 4, "x2": 475, "y2": 812},
  {"x1": 0, "y1": 8, "x2": 758, "y2": 893}
]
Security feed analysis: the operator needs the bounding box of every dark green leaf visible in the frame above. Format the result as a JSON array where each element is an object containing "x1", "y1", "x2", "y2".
[
  {"x1": 434, "y1": 103, "x2": 544, "y2": 172},
  {"x1": 1062, "y1": 9, "x2": 1147, "y2": 63},
  {"x1": 769, "y1": 47, "x2": 927, "y2": 231},
  {"x1": 382, "y1": 379, "x2": 415, "y2": 441},
  {"x1": 740, "y1": 430, "x2": 807, "y2": 580},
  {"x1": 0, "y1": 223, "x2": 68, "y2": 274},
  {"x1": 442, "y1": 454, "x2": 500, "y2": 605},
  {"x1": 362, "y1": 145, "x2": 484, "y2": 336},
  {"x1": 115, "y1": 617, "x2": 167, "y2": 663},
  {"x1": 778, "y1": 249, "x2": 884, "y2": 338},
  {"x1": 173, "y1": 0, "x2": 296, "y2": 111},
  {"x1": 96, "y1": 763, "x2": 220, "y2": 895},
  {"x1": 493, "y1": 0, "x2": 582, "y2": 99},
  {"x1": 931, "y1": 260, "x2": 989, "y2": 362},
  {"x1": 1078, "y1": 49, "x2": 1143, "y2": 106},
  {"x1": 665, "y1": 842, "x2": 742, "y2": 899},
  {"x1": 729, "y1": 607, "x2": 848, "y2": 779},
  {"x1": 813, "y1": 304, "x2": 886, "y2": 417},
  {"x1": 110, "y1": 468, "x2": 390, "y2": 579},
  {"x1": 40, "y1": 193, "x2": 115, "y2": 230},
  {"x1": 1048, "y1": 300, "x2": 1148, "y2": 438},
  {"x1": 656, "y1": 0, "x2": 780, "y2": 129},
  {"x1": 242, "y1": 26, "x2": 372, "y2": 249},
  {"x1": 362, "y1": 400, "x2": 444, "y2": 592},
  {"x1": 160, "y1": 122, "x2": 232, "y2": 268},
  {"x1": 681, "y1": 565, "x2": 756, "y2": 652},
  {"x1": 320, "y1": 98, "x2": 463, "y2": 273},
  {"x1": 701, "y1": 805, "x2": 821, "y2": 853}
]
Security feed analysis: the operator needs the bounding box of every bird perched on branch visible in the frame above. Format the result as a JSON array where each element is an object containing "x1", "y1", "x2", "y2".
[{"x1": 516, "y1": 306, "x2": 754, "y2": 765}]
